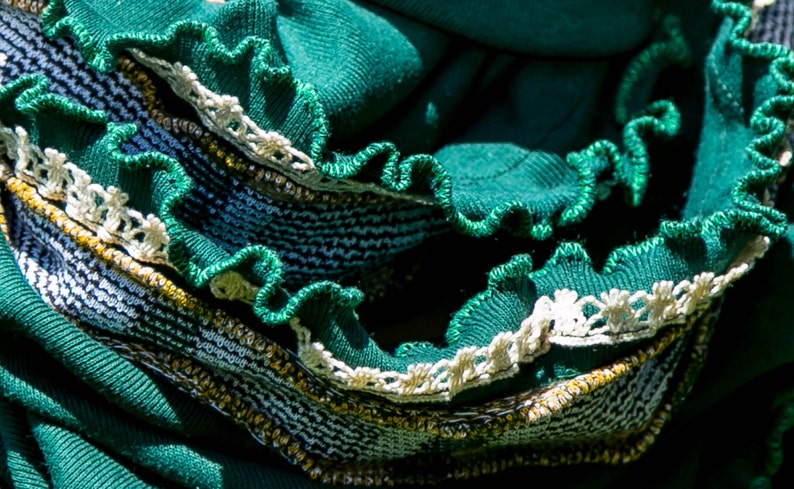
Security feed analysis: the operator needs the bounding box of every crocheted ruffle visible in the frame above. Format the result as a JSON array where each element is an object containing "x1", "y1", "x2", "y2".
[
  {"x1": 20, "y1": 0, "x2": 790, "y2": 402},
  {"x1": 1, "y1": 0, "x2": 793, "y2": 484}
]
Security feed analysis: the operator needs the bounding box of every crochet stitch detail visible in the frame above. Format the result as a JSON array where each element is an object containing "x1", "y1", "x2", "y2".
[
  {"x1": 0, "y1": 181, "x2": 711, "y2": 481},
  {"x1": 0, "y1": 53, "x2": 788, "y2": 402},
  {"x1": 0, "y1": 180, "x2": 707, "y2": 479},
  {"x1": 0, "y1": 0, "x2": 792, "y2": 484},
  {"x1": 40, "y1": 0, "x2": 685, "y2": 239},
  {"x1": 290, "y1": 236, "x2": 768, "y2": 402},
  {"x1": 0, "y1": 0, "x2": 788, "y2": 405},
  {"x1": 209, "y1": 270, "x2": 259, "y2": 303},
  {"x1": 0, "y1": 125, "x2": 170, "y2": 264},
  {"x1": 131, "y1": 49, "x2": 315, "y2": 173}
]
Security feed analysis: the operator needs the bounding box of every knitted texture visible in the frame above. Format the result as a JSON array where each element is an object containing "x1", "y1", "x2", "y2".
[
  {"x1": 2, "y1": 0, "x2": 748, "y2": 385},
  {"x1": 750, "y1": 0, "x2": 794, "y2": 46},
  {"x1": 0, "y1": 181, "x2": 710, "y2": 477},
  {"x1": 2, "y1": 0, "x2": 794, "y2": 487},
  {"x1": 0, "y1": 4, "x2": 448, "y2": 290}
]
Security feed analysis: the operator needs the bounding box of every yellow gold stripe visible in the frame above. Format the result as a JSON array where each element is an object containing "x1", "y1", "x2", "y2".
[{"x1": 3, "y1": 174, "x2": 701, "y2": 441}]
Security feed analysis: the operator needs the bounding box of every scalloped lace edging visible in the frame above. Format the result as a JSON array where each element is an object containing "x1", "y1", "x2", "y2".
[
  {"x1": 39, "y1": 0, "x2": 683, "y2": 240},
  {"x1": 130, "y1": 49, "x2": 314, "y2": 172},
  {"x1": 0, "y1": 125, "x2": 171, "y2": 264},
  {"x1": 290, "y1": 235, "x2": 769, "y2": 403},
  {"x1": 0, "y1": 0, "x2": 790, "y2": 404}
]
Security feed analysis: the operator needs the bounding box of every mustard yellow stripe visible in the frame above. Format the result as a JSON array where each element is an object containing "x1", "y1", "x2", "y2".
[{"x1": 2, "y1": 174, "x2": 700, "y2": 438}]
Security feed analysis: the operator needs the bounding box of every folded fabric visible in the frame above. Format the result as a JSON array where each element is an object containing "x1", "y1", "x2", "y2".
[{"x1": 1, "y1": 0, "x2": 793, "y2": 487}]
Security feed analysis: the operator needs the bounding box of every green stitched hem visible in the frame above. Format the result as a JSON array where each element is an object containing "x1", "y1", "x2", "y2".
[
  {"x1": 40, "y1": 0, "x2": 684, "y2": 240},
  {"x1": 1, "y1": 0, "x2": 789, "y2": 398}
]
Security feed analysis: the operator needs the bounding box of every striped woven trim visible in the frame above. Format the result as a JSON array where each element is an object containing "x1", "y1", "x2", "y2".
[
  {"x1": 289, "y1": 234, "x2": 767, "y2": 402},
  {"x1": 117, "y1": 54, "x2": 405, "y2": 206},
  {"x1": 750, "y1": 0, "x2": 794, "y2": 47},
  {"x1": 2, "y1": 0, "x2": 790, "y2": 403},
  {"x1": 0, "y1": 171, "x2": 697, "y2": 433},
  {"x1": 82, "y1": 313, "x2": 711, "y2": 485},
  {"x1": 0, "y1": 125, "x2": 171, "y2": 264},
  {"x1": 0, "y1": 119, "x2": 438, "y2": 302},
  {"x1": 0, "y1": 161, "x2": 715, "y2": 483},
  {"x1": 0, "y1": 5, "x2": 446, "y2": 290}
]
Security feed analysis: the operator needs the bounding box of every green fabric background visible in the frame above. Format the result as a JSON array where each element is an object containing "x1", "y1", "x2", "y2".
[{"x1": 1, "y1": 0, "x2": 794, "y2": 487}]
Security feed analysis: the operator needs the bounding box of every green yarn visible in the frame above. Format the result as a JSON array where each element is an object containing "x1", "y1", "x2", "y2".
[
  {"x1": 2, "y1": 0, "x2": 794, "y2": 484},
  {"x1": 614, "y1": 16, "x2": 692, "y2": 126},
  {"x1": 0, "y1": 337, "x2": 322, "y2": 489},
  {"x1": 0, "y1": 219, "x2": 226, "y2": 436},
  {"x1": 30, "y1": 419, "x2": 153, "y2": 489},
  {"x1": 0, "y1": 400, "x2": 49, "y2": 489},
  {"x1": 40, "y1": 0, "x2": 680, "y2": 241},
  {"x1": 0, "y1": 0, "x2": 785, "y2": 387}
]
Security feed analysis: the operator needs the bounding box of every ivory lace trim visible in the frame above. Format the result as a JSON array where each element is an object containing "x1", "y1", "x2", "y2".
[
  {"x1": 131, "y1": 49, "x2": 315, "y2": 172},
  {"x1": 290, "y1": 236, "x2": 769, "y2": 402},
  {"x1": 0, "y1": 125, "x2": 170, "y2": 264}
]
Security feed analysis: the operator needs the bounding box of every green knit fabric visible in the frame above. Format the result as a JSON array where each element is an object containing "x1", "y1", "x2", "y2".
[
  {"x1": 364, "y1": 0, "x2": 658, "y2": 56},
  {"x1": 0, "y1": 332, "x2": 323, "y2": 489},
  {"x1": 30, "y1": 419, "x2": 153, "y2": 489},
  {"x1": 29, "y1": 0, "x2": 785, "y2": 383},
  {"x1": 2, "y1": 0, "x2": 794, "y2": 486},
  {"x1": 0, "y1": 401, "x2": 49, "y2": 489}
]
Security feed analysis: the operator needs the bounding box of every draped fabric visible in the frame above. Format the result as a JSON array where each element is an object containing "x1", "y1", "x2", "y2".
[{"x1": 1, "y1": 0, "x2": 793, "y2": 487}]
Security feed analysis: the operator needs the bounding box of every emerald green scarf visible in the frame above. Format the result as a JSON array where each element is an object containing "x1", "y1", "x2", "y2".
[{"x1": 2, "y1": 0, "x2": 794, "y2": 487}]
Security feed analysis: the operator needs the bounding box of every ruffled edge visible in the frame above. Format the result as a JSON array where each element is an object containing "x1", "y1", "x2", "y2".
[
  {"x1": 0, "y1": 0, "x2": 788, "y2": 403},
  {"x1": 39, "y1": 0, "x2": 684, "y2": 240}
]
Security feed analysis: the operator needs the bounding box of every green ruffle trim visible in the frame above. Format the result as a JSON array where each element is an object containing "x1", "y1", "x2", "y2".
[
  {"x1": 40, "y1": 0, "x2": 686, "y2": 240},
  {"x1": 3, "y1": 0, "x2": 789, "y2": 392}
]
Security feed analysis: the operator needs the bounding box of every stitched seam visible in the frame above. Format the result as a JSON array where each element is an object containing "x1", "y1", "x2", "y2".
[
  {"x1": 130, "y1": 49, "x2": 314, "y2": 173},
  {"x1": 0, "y1": 176, "x2": 699, "y2": 433},
  {"x1": 127, "y1": 50, "x2": 432, "y2": 205},
  {"x1": 117, "y1": 55, "x2": 398, "y2": 206},
  {"x1": 288, "y1": 235, "x2": 765, "y2": 403},
  {"x1": 76, "y1": 316, "x2": 704, "y2": 485},
  {"x1": 8, "y1": 0, "x2": 791, "y2": 405},
  {"x1": 0, "y1": 125, "x2": 171, "y2": 264}
]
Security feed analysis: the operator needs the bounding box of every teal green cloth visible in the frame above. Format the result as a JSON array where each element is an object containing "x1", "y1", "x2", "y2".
[
  {"x1": 2, "y1": 0, "x2": 794, "y2": 487},
  {"x1": 35, "y1": 0, "x2": 774, "y2": 387}
]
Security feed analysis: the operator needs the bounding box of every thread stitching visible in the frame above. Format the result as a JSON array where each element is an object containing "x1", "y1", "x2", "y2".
[
  {"x1": 0, "y1": 174, "x2": 687, "y2": 430},
  {"x1": 130, "y1": 49, "x2": 315, "y2": 172},
  {"x1": 289, "y1": 234, "x2": 767, "y2": 402},
  {"x1": 0, "y1": 125, "x2": 171, "y2": 264}
]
